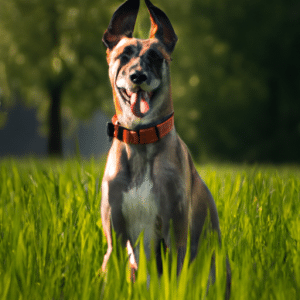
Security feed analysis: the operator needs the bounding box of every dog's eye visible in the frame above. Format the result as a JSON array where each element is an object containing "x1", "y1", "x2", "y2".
[
  {"x1": 147, "y1": 50, "x2": 163, "y2": 63},
  {"x1": 119, "y1": 46, "x2": 134, "y2": 64},
  {"x1": 146, "y1": 50, "x2": 164, "y2": 74},
  {"x1": 120, "y1": 55, "x2": 130, "y2": 64}
]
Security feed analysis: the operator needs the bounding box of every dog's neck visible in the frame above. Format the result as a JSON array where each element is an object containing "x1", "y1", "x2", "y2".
[{"x1": 108, "y1": 112, "x2": 174, "y2": 145}]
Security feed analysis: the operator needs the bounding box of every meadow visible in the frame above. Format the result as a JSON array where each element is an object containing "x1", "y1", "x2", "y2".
[{"x1": 0, "y1": 157, "x2": 299, "y2": 299}]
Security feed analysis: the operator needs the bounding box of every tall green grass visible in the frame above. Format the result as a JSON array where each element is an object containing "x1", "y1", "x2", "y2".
[{"x1": 0, "y1": 158, "x2": 299, "y2": 299}]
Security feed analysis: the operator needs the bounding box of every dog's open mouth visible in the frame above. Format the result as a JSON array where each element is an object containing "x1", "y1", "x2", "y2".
[{"x1": 119, "y1": 88, "x2": 153, "y2": 118}]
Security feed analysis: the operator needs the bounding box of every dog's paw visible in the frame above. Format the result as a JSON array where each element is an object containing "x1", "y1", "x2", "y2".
[
  {"x1": 97, "y1": 267, "x2": 106, "y2": 278},
  {"x1": 129, "y1": 262, "x2": 138, "y2": 283}
]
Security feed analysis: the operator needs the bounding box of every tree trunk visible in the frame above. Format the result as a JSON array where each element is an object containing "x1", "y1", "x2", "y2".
[{"x1": 48, "y1": 85, "x2": 63, "y2": 157}]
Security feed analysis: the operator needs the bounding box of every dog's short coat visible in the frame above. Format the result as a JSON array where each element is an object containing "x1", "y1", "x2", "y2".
[{"x1": 101, "y1": 0, "x2": 230, "y2": 298}]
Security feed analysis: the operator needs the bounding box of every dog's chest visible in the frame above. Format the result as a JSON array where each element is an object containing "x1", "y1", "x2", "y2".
[{"x1": 122, "y1": 163, "x2": 158, "y2": 246}]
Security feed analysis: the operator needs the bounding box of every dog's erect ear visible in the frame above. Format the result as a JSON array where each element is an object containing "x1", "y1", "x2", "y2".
[
  {"x1": 103, "y1": 0, "x2": 140, "y2": 50},
  {"x1": 145, "y1": 0, "x2": 178, "y2": 53}
]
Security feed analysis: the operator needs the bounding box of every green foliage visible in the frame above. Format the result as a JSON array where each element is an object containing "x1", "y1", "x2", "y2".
[
  {"x1": 0, "y1": 0, "x2": 299, "y2": 158},
  {"x1": 0, "y1": 158, "x2": 299, "y2": 299},
  {"x1": 0, "y1": 158, "x2": 105, "y2": 299},
  {"x1": 165, "y1": 0, "x2": 300, "y2": 162},
  {"x1": 0, "y1": 0, "x2": 113, "y2": 134}
]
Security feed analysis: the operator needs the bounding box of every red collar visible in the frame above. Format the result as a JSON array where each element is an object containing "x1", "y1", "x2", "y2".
[{"x1": 107, "y1": 113, "x2": 174, "y2": 144}]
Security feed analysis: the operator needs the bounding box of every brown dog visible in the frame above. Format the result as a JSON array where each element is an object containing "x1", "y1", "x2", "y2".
[{"x1": 101, "y1": 0, "x2": 230, "y2": 297}]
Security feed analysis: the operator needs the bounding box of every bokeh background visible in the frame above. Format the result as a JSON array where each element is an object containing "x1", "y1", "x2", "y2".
[{"x1": 0, "y1": 0, "x2": 299, "y2": 163}]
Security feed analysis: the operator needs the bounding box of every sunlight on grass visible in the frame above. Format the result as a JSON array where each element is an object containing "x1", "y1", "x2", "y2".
[{"x1": 0, "y1": 158, "x2": 299, "y2": 299}]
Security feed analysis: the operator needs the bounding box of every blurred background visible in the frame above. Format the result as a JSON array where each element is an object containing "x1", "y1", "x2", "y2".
[{"x1": 0, "y1": 0, "x2": 299, "y2": 163}]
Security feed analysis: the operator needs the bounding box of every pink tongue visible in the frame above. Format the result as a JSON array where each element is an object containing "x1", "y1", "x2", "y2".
[{"x1": 130, "y1": 92, "x2": 150, "y2": 117}]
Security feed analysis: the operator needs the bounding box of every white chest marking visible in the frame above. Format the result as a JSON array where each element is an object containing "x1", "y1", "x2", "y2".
[{"x1": 122, "y1": 164, "x2": 158, "y2": 257}]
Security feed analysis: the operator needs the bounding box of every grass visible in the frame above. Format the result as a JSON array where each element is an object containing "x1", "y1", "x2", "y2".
[{"x1": 0, "y1": 157, "x2": 299, "y2": 299}]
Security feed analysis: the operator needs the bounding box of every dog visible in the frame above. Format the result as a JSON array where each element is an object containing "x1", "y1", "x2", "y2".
[{"x1": 101, "y1": 0, "x2": 230, "y2": 297}]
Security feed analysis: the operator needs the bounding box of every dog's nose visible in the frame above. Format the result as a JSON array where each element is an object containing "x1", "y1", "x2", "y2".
[{"x1": 130, "y1": 72, "x2": 147, "y2": 85}]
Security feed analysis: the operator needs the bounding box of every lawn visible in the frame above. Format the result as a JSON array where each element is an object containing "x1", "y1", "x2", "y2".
[{"x1": 0, "y1": 158, "x2": 299, "y2": 299}]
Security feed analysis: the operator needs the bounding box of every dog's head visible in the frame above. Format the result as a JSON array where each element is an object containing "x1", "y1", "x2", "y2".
[{"x1": 103, "y1": 0, "x2": 177, "y2": 128}]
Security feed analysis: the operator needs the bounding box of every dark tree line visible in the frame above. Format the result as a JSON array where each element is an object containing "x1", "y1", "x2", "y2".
[{"x1": 1, "y1": 0, "x2": 299, "y2": 162}]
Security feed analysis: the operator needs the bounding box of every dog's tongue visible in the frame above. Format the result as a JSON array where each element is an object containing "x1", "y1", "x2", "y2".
[{"x1": 130, "y1": 91, "x2": 150, "y2": 118}]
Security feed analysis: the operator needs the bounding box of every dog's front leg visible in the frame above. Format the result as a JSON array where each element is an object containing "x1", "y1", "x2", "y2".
[
  {"x1": 101, "y1": 143, "x2": 133, "y2": 273},
  {"x1": 101, "y1": 180, "x2": 113, "y2": 273},
  {"x1": 101, "y1": 177, "x2": 130, "y2": 271},
  {"x1": 101, "y1": 177, "x2": 138, "y2": 281}
]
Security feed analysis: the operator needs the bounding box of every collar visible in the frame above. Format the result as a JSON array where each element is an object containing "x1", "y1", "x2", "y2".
[{"x1": 107, "y1": 113, "x2": 174, "y2": 144}]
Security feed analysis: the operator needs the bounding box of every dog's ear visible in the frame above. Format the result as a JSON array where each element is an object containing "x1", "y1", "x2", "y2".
[
  {"x1": 145, "y1": 0, "x2": 178, "y2": 53},
  {"x1": 103, "y1": 0, "x2": 140, "y2": 50}
]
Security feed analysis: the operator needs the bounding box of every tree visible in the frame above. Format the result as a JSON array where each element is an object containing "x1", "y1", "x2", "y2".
[
  {"x1": 162, "y1": 0, "x2": 300, "y2": 162},
  {"x1": 0, "y1": 0, "x2": 114, "y2": 156},
  {"x1": 1, "y1": 0, "x2": 299, "y2": 162}
]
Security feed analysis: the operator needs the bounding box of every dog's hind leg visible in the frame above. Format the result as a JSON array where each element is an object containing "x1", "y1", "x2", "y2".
[{"x1": 189, "y1": 171, "x2": 231, "y2": 299}]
